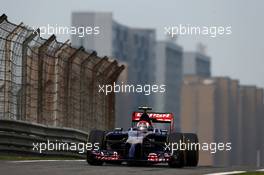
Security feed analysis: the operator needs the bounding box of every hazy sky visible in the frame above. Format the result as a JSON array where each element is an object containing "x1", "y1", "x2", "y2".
[{"x1": 1, "y1": 0, "x2": 264, "y2": 88}]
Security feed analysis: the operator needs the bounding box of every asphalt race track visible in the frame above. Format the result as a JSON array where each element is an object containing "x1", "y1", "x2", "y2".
[{"x1": 0, "y1": 160, "x2": 262, "y2": 175}]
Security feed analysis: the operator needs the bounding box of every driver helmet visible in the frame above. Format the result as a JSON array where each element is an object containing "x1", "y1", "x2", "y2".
[{"x1": 136, "y1": 121, "x2": 150, "y2": 132}]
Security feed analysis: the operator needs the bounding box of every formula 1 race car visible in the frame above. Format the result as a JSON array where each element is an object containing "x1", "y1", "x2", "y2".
[{"x1": 86, "y1": 107, "x2": 199, "y2": 168}]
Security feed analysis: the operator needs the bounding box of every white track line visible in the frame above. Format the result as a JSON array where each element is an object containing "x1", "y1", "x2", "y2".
[
  {"x1": 204, "y1": 171, "x2": 246, "y2": 175},
  {"x1": 10, "y1": 160, "x2": 85, "y2": 163},
  {"x1": 256, "y1": 169, "x2": 264, "y2": 172}
]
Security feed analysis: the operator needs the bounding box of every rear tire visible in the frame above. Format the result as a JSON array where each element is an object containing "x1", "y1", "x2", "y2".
[
  {"x1": 183, "y1": 133, "x2": 199, "y2": 167},
  {"x1": 86, "y1": 130, "x2": 105, "y2": 166},
  {"x1": 167, "y1": 132, "x2": 185, "y2": 168}
]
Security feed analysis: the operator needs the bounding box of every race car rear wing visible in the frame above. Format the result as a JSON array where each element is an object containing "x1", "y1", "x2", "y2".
[{"x1": 132, "y1": 112, "x2": 174, "y2": 123}]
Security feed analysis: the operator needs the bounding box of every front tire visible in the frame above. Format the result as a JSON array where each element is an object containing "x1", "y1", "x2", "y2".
[
  {"x1": 167, "y1": 132, "x2": 185, "y2": 168},
  {"x1": 183, "y1": 133, "x2": 199, "y2": 167},
  {"x1": 86, "y1": 130, "x2": 105, "y2": 166}
]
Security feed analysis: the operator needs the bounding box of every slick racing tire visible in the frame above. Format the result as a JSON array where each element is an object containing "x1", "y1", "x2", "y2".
[
  {"x1": 183, "y1": 133, "x2": 199, "y2": 167},
  {"x1": 167, "y1": 132, "x2": 185, "y2": 168},
  {"x1": 86, "y1": 130, "x2": 105, "y2": 166}
]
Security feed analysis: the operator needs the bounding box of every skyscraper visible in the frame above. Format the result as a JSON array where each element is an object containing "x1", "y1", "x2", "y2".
[
  {"x1": 155, "y1": 40, "x2": 183, "y2": 130},
  {"x1": 71, "y1": 12, "x2": 156, "y2": 128},
  {"x1": 180, "y1": 75, "x2": 264, "y2": 166},
  {"x1": 183, "y1": 52, "x2": 211, "y2": 77}
]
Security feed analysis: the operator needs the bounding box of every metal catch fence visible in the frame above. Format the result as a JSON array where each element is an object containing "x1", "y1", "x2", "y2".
[{"x1": 0, "y1": 14, "x2": 124, "y2": 132}]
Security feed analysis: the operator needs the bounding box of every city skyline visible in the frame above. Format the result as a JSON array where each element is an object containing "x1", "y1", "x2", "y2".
[{"x1": 1, "y1": 0, "x2": 264, "y2": 88}]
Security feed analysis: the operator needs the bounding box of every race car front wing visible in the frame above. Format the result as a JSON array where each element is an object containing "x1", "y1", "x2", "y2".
[{"x1": 89, "y1": 150, "x2": 172, "y2": 163}]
